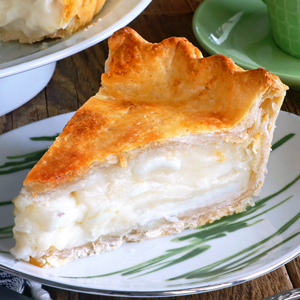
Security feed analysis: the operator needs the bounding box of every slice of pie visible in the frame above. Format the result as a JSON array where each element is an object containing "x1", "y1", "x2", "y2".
[
  {"x1": 0, "y1": 0, "x2": 107, "y2": 43},
  {"x1": 11, "y1": 27, "x2": 288, "y2": 267}
]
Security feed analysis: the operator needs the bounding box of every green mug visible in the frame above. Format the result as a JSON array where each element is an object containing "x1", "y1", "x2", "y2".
[{"x1": 262, "y1": 0, "x2": 300, "y2": 59}]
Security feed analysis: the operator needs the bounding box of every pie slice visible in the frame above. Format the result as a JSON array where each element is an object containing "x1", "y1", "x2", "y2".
[
  {"x1": 11, "y1": 27, "x2": 288, "y2": 267},
  {"x1": 0, "y1": 0, "x2": 107, "y2": 43}
]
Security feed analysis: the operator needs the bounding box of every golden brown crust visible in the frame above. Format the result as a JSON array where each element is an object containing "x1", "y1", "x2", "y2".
[
  {"x1": 49, "y1": 0, "x2": 107, "y2": 39},
  {"x1": 0, "y1": 0, "x2": 107, "y2": 43},
  {"x1": 24, "y1": 27, "x2": 288, "y2": 191}
]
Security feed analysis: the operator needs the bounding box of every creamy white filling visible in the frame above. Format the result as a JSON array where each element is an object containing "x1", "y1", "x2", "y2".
[
  {"x1": 0, "y1": 0, "x2": 66, "y2": 38},
  {"x1": 12, "y1": 140, "x2": 253, "y2": 261}
]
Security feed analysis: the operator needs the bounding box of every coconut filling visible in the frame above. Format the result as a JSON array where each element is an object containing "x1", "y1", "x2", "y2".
[
  {"x1": 11, "y1": 140, "x2": 254, "y2": 261},
  {"x1": 0, "y1": 0, "x2": 66, "y2": 38}
]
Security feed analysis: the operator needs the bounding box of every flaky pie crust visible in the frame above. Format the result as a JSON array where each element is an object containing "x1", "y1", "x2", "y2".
[{"x1": 24, "y1": 27, "x2": 288, "y2": 193}]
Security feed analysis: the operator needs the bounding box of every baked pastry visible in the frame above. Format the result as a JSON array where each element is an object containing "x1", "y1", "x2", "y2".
[
  {"x1": 11, "y1": 27, "x2": 287, "y2": 268},
  {"x1": 0, "y1": 0, "x2": 107, "y2": 43}
]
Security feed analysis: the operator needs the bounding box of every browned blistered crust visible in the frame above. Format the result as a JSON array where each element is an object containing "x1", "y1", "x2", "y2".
[
  {"x1": 0, "y1": 0, "x2": 107, "y2": 43},
  {"x1": 23, "y1": 27, "x2": 288, "y2": 192}
]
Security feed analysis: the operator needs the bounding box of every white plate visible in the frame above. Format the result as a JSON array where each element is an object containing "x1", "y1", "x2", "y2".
[
  {"x1": 0, "y1": 62, "x2": 56, "y2": 117},
  {"x1": 0, "y1": 0, "x2": 151, "y2": 78},
  {"x1": 0, "y1": 111, "x2": 300, "y2": 296},
  {"x1": 0, "y1": 0, "x2": 151, "y2": 116}
]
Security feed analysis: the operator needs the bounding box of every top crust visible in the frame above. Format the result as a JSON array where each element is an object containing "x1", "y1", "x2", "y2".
[{"x1": 23, "y1": 27, "x2": 288, "y2": 192}]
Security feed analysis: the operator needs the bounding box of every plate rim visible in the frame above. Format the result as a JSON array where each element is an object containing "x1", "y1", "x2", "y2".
[
  {"x1": 0, "y1": 0, "x2": 152, "y2": 79},
  {"x1": 1, "y1": 245, "x2": 300, "y2": 297}
]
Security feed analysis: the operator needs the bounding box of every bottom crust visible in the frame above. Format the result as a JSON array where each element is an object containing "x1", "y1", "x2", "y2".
[{"x1": 29, "y1": 195, "x2": 254, "y2": 268}]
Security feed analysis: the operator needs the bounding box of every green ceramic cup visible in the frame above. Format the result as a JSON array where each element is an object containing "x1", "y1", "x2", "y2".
[{"x1": 262, "y1": 0, "x2": 300, "y2": 59}]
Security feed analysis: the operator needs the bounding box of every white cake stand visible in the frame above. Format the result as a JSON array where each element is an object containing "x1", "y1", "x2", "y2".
[{"x1": 0, "y1": 0, "x2": 151, "y2": 116}]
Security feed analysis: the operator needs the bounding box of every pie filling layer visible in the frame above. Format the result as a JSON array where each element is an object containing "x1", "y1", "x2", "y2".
[
  {"x1": 0, "y1": 0, "x2": 65, "y2": 38},
  {"x1": 12, "y1": 139, "x2": 253, "y2": 261}
]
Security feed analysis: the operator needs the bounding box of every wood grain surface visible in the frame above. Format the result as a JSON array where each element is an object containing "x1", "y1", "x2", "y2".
[{"x1": 1, "y1": 0, "x2": 300, "y2": 299}]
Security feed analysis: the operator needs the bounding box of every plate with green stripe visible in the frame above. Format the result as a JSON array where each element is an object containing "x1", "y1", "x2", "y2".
[{"x1": 0, "y1": 111, "x2": 299, "y2": 296}]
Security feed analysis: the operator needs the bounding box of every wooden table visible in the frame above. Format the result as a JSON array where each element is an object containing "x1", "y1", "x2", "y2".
[{"x1": 1, "y1": 1, "x2": 300, "y2": 299}]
